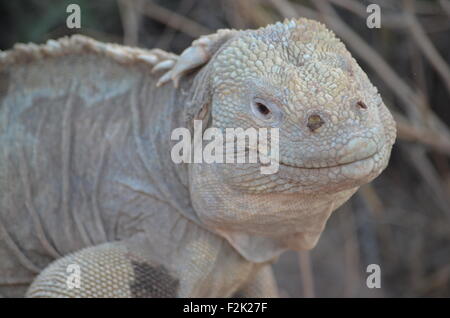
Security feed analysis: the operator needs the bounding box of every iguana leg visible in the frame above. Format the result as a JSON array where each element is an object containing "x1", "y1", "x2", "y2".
[
  {"x1": 234, "y1": 265, "x2": 279, "y2": 298},
  {"x1": 26, "y1": 242, "x2": 180, "y2": 298},
  {"x1": 25, "y1": 233, "x2": 259, "y2": 298}
]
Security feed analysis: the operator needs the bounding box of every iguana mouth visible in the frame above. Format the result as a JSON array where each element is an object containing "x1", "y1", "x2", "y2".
[
  {"x1": 247, "y1": 136, "x2": 381, "y2": 171},
  {"x1": 277, "y1": 152, "x2": 378, "y2": 170},
  {"x1": 235, "y1": 150, "x2": 378, "y2": 174}
]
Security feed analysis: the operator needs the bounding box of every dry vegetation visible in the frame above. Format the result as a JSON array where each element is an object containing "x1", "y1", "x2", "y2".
[{"x1": 2, "y1": 0, "x2": 449, "y2": 297}]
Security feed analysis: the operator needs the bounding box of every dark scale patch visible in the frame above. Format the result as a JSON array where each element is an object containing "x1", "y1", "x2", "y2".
[
  {"x1": 0, "y1": 70, "x2": 10, "y2": 102},
  {"x1": 231, "y1": 291, "x2": 246, "y2": 298},
  {"x1": 130, "y1": 261, "x2": 179, "y2": 298}
]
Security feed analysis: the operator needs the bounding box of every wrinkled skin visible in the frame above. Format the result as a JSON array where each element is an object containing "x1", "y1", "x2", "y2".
[{"x1": 0, "y1": 19, "x2": 395, "y2": 297}]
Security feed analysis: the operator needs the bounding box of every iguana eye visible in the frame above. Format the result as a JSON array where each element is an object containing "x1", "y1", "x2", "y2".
[
  {"x1": 256, "y1": 102, "x2": 271, "y2": 116},
  {"x1": 251, "y1": 98, "x2": 282, "y2": 124}
]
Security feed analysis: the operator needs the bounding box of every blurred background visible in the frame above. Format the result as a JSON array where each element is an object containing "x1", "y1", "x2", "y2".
[{"x1": 1, "y1": 0, "x2": 449, "y2": 297}]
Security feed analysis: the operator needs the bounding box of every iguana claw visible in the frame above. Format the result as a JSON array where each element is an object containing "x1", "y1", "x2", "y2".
[{"x1": 156, "y1": 29, "x2": 238, "y2": 88}]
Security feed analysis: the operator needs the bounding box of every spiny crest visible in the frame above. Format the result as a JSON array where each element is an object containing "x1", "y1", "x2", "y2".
[{"x1": 0, "y1": 35, "x2": 177, "y2": 70}]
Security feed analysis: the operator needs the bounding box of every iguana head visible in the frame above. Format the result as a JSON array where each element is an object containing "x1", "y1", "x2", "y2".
[{"x1": 170, "y1": 19, "x2": 396, "y2": 261}]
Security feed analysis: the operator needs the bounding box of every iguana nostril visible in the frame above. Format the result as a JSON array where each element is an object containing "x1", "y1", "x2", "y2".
[{"x1": 307, "y1": 114, "x2": 325, "y2": 132}]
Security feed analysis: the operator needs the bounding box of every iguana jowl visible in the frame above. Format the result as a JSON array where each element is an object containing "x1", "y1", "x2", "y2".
[{"x1": 0, "y1": 19, "x2": 396, "y2": 297}]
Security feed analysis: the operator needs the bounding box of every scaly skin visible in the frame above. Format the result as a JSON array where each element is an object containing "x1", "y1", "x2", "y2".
[
  {"x1": 188, "y1": 19, "x2": 396, "y2": 261},
  {"x1": 0, "y1": 18, "x2": 395, "y2": 297}
]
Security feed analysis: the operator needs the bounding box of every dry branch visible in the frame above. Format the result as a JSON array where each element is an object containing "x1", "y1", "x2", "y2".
[
  {"x1": 140, "y1": 0, "x2": 211, "y2": 38},
  {"x1": 404, "y1": 2, "x2": 450, "y2": 94},
  {"x1": 298, "y1": 251, "x2": 315, "y2": 297}
]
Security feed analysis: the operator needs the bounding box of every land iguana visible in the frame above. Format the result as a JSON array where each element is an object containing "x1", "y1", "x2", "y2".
[{"x1": 0, "y1": 19, "x2": 396, "y2": 297}]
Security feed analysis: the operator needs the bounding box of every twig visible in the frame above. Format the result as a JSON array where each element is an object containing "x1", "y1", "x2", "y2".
[
  {"x1": 327, "y1": 0, "x2": 407, "y2": 29},
  {"x1": 417, "y1": 263, "x2": 450, "y2": 294},
  {"x1": 155, "y1": 0, "x2": 198, "y2": 50},
  {"x1": 235, "y1": 0, "x2": 279, "y2": 27},
  {"x1": 394, "y1": 112, "x2": 450, "y2": 156},
  {"x1": 402, "y1": 144, "x2": 450, "y2": 214},
  {"x1": 222, "y1": 0, "x2": 249, "y2": 29},
  {"x1": 440, "y1": 0, "x2": 450, "y2": 17},
  {"x1": 117, "y1": 0, "x2": 142, "y2": 46},
  {"x1": 298, "y1": 251, "x2": 315, "y2": 297},
  {"x1": 404, "y1": 1, "x2": 450, "y2": 94},
  {"x1": 141, "y1": 0, "x2": 211, "y2": 38},
  {"x1": 266, "y1": 0, "x2": 298, "y2": 19},
  {"x1": 359, "y1": 184, "x2": 384, "y2": 216},
  {"x1": 337, "y1": 204, "x2": 363, "y2": 297}
]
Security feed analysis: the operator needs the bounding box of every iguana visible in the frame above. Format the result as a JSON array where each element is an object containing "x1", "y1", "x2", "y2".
[{"x1": 0, "y1": 18, "x2": 396, "y2": 297}]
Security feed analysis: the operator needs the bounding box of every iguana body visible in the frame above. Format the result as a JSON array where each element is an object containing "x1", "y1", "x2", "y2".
[{"x1": 0, "y1": 19, "x2": 396, "y2": 297}]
